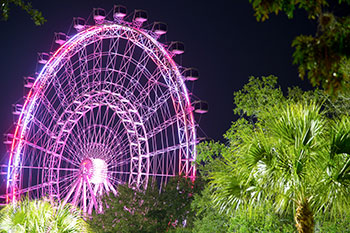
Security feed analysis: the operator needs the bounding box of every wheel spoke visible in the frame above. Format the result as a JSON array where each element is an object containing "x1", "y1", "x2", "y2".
[
  {"x1": 9, "y1": 23, "x2": 196, "y2": 215},
  {"x1": 62, "y1": 176, "x2": 80, "y2": 206}
]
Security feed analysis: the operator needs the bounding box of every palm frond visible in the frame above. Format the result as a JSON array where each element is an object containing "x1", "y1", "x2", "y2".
[{"x1": 0, "y1": 198, "x2": 90, "y2": 233}]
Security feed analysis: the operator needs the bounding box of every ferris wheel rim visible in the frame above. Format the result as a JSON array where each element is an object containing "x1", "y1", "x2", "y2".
[{"x1": 6, "y1": 23, "x2": 197, "y2": 206}]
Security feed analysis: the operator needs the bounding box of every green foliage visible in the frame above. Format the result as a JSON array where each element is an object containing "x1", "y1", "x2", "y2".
[
  {"x1": 249, "y1": 0, "x2": 350, "y2": 21},
  {"x1": 287, "y1": 85, "x2": 350, "y2": 117},
  {"x1": 89, "y1": 182, "x2": 158, "y2": 233},
  {"x1": 191, "y1": 186, "x2": 230, "y2": 233},
  {"x1": 0, "y1": 197, "x2": 89, "y2": 233},
  {"x1": 248, "y1": 0, "x2": 328, "y2": 21},
  {"x1": 314, "y1": 216, "x2": 350, "y2": 232},
  {"x1": 1, "y1": 0, "x2": 46, "y2": 25},
  {"x1": 292, "y1": 14, "x2": 350, "y2": 92},
  {"x1": 195, "y1": 77, "x2": 350, "y2": 232},
  {"x1": 228, "y1": 205, "x2": 295, "y2": 233},
  {"x1": 191, "y1": 163, "x2": 295, "y2": 233},
  {"x1": 248, "y1": 0, "x2": 350, "y2": 94},
  {"x1": 89, "y1": 176, "x2": 203, "y2": 233},
  {"x1": 233, "y1": 75, "x2": 283, "y2": 119},
  {"x1": 167, "y1": 227, "x2": 193, "y2": 233}
]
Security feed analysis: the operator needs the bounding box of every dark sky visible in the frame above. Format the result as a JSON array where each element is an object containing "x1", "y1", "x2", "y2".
[{"x1": 0, "y1": 0, "x2": 315, "y2": 161}]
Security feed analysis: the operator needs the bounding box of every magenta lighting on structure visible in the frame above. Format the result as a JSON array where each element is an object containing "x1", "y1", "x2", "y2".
[{"x1": 3, "y1": 6, "x2": 207, "y2": 214}]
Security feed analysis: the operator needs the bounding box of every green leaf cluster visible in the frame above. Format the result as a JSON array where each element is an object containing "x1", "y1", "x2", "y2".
[
  {"x1": 0, "y1": 197, "x2": 90, "y2": 233},
  {"x1": 249, "y1": 0, "x2": 350, "y2": 94},
  {"x1": 233, "y1": 75, "x2": 283, "y2": 119},
  {"x1": 1, "y1": 0, "x2": 46, "y2": 25},
  {"x1": 248, "y1": 0, "x2": 328, "y2": 21},
  {"x1": 88, "y1": 176, "x2": 203, "y2": 233},
  {"x1": 292, "y1": 14, "x2": 350, "y2": 93}
]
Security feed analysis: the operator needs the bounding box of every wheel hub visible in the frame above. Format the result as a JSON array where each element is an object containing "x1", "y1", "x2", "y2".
[{"x1": 81, "y1": 158, "x2": 107, "y2": 184}]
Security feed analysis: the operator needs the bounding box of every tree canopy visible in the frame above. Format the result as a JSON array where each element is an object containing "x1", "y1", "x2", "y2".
[
  {"x1": 249, "y1": 0, "x2": 350, "y2": 93},
  {"x1": 88, "y1": 175, "x2": 203, "y2": 233},
  {"x1": 193, "y1": 76, "x2": 350, "y2": 233},
  {"x1": 0, "y1": 0, "x2": 45, "y2": 25}
]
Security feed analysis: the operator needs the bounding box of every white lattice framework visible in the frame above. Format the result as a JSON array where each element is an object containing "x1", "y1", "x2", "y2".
[{"x1": 6, "y1": 23, "x2": 197, "y2": 214}]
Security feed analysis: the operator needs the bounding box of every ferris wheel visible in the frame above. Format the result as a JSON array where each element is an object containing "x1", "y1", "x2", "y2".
[{"x1": 3, "y1": 6, "x2": 208, "y2": 214}]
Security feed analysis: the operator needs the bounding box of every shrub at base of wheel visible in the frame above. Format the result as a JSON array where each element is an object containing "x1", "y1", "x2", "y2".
[
  {"x1": 0, "y1": 198, "x2": 90, "y2": 233},
  {"x1": 89, "y1": 176, "x2": 203, "y2": 233}
]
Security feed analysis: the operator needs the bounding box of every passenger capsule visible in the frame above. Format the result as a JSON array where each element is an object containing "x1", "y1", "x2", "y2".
[
  {"x1": 73, "y1": 17, "x2": 86, "y2": 31},
  {"x1": 183, "y1": 68, "x2": 199, "y2": 81},
  {"x1": 93, "y1": 8, "x2": 106, "y2": 22},
  {"x1": 54, "y1": 32, "x2": 67, "y2": 45},
  {"x1": 153, "y1": 22, "x2": 167, "y2": 35},
  {"x1": 169, "y1": 41, "x2": 185, "y2": 55},
  {"x1": 3, "y1": 134, "x2": 14, "y2": 145},
  {"x1": 12, "y1": 104, "x2": 23, "y2": 115},
  {"x1": 38, "y1": 52, "x2": 50, "y2": 64},
  {"x1": 24, "y1": 76, "x2": 35, "y2": 88},
  {"x1": 114, "y1": 5, "x2": 127, "y2": 19},
  {"x1": 134, "y1": 10, "x2": 148, "y2": 23},
  {"x1": 193, "y1": 101, "x2": 209, "y2": 114}
]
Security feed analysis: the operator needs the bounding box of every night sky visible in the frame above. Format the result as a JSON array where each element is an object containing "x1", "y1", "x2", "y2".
[{"x1": 0, "y1": 0, "x2": 315, "y2": 163}]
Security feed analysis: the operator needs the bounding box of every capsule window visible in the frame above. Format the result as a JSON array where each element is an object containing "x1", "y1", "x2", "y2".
[{"x1": 114, "y1": 5, "x2": 127, "y2": 18}]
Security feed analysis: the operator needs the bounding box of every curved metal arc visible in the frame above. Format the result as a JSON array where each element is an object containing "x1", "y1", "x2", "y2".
[{"x1": 7, "y1": 23, "x2": 196, "y2": 205}]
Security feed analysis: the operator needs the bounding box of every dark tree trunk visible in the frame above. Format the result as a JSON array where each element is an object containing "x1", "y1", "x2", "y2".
[{"x1": 295, "y1": 198, "x2": 314, "y2": 233}]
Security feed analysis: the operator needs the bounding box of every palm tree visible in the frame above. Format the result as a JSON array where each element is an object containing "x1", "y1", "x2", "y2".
[
  {"x1": 210, "y1": 102, "x2": 350, "y2": 232},
  {"x1": 0, "y1": 198, "x2": 90, "y2": 232}
]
